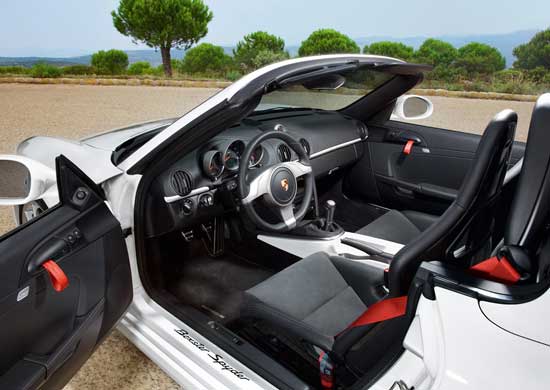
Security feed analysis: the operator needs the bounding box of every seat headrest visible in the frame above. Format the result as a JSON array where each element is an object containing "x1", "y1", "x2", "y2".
[{"x1": 505, "y1": 94, "x2": 550, "y2": 251}]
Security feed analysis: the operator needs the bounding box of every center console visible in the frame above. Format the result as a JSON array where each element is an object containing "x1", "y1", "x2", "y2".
[{"x1": 257, "y1": 199, "x2": 404, "y2": 266}]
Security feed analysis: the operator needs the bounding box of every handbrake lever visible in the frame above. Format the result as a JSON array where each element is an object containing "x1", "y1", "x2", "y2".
[{"x1": 341, "y1": 237, "x2": 394, "y2": 260}]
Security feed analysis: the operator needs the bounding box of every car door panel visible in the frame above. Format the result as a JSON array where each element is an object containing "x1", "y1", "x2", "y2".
[
  {"x1": 347, "y1": 120, "x2": 525, "y2": 215},
  {"x1": 0, "y1": 155, "x2": 132, "y2": 390}
]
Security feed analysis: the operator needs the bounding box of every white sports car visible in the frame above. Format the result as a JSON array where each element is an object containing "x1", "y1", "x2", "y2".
[{"x1": 1, "y1": 54, "x2": 549, "y2": 390}]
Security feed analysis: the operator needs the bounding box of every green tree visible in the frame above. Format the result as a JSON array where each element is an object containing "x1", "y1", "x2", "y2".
[
  {"x1": 414, "y1": 38, "x2": 458, "y2": 66},
  {"x1": 513, "y1": 29, "x2": 550, "y2": 70},
  {"x1": 91, "y1": 49, "x2": 129, "y2": 75},
  {"x1": 455, "y1": 42, "x2": 506, "y2": 75},
  {"x1": 181, "y1": 43, "x2": 232, "y2": 74},
  {"x1": 233, "y1": 31, "x2": 287, "y2": 71},
  {"x1": 298, "y1": 29, "x2": 360, "y2": 56},
  {"x1": 112, "y1": 0, "x2": 213, "y2": 77},
  {"x1": 364, "y1": 41, "x2": 414, "y2": 61}
]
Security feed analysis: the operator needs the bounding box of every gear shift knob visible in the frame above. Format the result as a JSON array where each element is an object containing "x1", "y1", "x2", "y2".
[{"x1": 324, "y1": 200, "x2": 336, "y2": 231}]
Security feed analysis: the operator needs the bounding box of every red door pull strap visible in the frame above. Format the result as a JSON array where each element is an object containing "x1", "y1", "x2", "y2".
[
  {"x1": 348, "y1": 296, "x2": 408, "y2": 328},
  {"x1": 42, "y1": 260, "x2": 69, "y2": 292},
  {"x1": 403, "y1": 140, "x2": 415, "y2": 155}
]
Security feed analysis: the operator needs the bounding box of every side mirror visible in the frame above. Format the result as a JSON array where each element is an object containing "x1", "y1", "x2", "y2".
[
  {"x1": 392, "y1": 95, "x2": 433, "y2": 121},
  {"x1": 0, "y1": 155, "x2": 56, "y2": 206}
]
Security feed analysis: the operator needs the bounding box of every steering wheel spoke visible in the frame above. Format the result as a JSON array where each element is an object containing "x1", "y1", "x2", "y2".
[
  {"x1": 278, "y1": 205, "x2": 297, "y2": 230},
  {"x1": 282, "y1": 161, "x2": 312, "y2": 178},
  {"x1": 242, "y1": 168, "x2": 271, "y2": 204}
]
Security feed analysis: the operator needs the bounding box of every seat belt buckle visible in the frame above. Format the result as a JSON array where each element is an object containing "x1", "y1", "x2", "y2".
[
  {"x1": 318, "y1": 352, "x2": 334, "y2": 390},
  {"x1": 42, "y1": 260, "x2": 69, "y2": 292},
  {"x1": 403, "y1": 139, "x2": 415, "y2": 155}
]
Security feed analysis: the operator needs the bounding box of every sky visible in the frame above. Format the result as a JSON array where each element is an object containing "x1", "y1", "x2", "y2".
[{"x1": 0, "y1": 0, "x2": 549, "y2": 57}]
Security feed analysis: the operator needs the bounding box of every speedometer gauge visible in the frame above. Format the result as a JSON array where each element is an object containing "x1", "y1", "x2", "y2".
[{"x1": 202, "y1": 150, "x2": 224, "y2": 179}]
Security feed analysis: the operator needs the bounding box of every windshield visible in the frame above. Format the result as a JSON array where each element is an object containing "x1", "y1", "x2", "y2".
[{"x1": 256, "y1": 67, "x2": 394, "y2": 112}]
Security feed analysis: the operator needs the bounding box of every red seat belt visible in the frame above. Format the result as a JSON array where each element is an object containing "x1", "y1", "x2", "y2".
[
  {"x1": 469, "y1": 256, "x2": 520, "y2": 284},
  {"x1": 42, "y1": 260, "x2": 69, "y2": 292},
  {"x1": 347, "y1": 296, "x2": 408, "y2": 328}
]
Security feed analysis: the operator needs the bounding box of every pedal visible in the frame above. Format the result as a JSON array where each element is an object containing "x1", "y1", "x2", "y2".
[
  {"x1": 181, "y1": 230, "x2": 194, "y2": 242},
  {"x1": 200, "y1": 217, "x2": 225, "y2": 257}
]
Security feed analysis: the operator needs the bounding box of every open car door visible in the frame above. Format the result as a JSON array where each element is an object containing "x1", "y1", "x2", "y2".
[{"x1": 0, "y1": 155, "x2": 132, "y2": 389}]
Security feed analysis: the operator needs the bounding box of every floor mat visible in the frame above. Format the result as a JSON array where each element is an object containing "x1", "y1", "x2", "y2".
[{"x1": 167, "y1": 254, "x2": 274, "y2": 323}]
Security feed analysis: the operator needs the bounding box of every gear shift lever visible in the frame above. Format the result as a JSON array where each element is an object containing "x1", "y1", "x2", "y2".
[{"x1": 324, "y1": 200, "x2": 336, "y2": 231}]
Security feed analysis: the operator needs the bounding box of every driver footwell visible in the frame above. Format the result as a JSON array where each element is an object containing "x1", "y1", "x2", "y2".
[{"x1": 167, "y1": 254, "x2": 274, "y2": 323}]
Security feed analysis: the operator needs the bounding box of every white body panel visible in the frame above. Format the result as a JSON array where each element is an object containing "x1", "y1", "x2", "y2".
[
  {"x1": 481, "y1": 290, "x2": 550, "y2": 345},
  {"x1": 374, "y1": 287, "x2": 550, "y2": 389}
]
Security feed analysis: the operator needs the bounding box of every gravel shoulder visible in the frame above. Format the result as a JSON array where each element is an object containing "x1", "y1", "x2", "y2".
[{"x1": 0, "y1": 83, "x2": 536, "y2": 390}]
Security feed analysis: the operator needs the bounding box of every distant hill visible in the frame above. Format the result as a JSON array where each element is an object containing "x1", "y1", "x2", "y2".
[{"x1": 0, "y1": 30, "x2": 539, "y2": 68}]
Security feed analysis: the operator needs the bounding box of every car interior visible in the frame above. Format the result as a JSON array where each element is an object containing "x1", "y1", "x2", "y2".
[{"x1": 131, "y1": 62, "x2": 550, "y2": 389}]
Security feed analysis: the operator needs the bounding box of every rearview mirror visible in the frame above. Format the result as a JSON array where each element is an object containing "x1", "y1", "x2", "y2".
[
  {"x1": 0, "y1": 155, "x2": 56, "y2": 206},
  {"x1": 392, "y1": 95, "x2": 433, "y2": 121}
]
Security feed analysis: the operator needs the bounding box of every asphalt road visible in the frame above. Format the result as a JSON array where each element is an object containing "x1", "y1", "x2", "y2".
[{"x1": 0, "y1": 83, "x2": 537, "y2": 389}]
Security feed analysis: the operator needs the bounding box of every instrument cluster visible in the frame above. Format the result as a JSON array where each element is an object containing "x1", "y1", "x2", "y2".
[{"x1": 201, "y1": 140, "x2": 264, "y2": 180}]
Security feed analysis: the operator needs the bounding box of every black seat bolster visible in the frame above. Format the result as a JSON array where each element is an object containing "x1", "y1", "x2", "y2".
[
  {"x1": 330, "y1": 256, "x2": 387, "y2": 306},
  {"x1": 242, "y1": 294, "x2": 336, "y2": 351}
]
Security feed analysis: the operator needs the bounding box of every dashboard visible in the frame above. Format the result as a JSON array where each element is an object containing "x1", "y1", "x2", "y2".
[{"x1": 146, "y1": 110, "x2": 368, "y2": 237}]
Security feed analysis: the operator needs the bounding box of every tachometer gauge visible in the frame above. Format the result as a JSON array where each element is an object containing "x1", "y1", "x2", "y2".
[
  {"x1": 249, "y1": 145, "x2": 264, "y2": 168},
  {"x1": 202, "y1": 150, "x2": 224, "y2": 179}
]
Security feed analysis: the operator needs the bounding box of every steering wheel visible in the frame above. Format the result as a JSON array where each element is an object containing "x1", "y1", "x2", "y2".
[{"x1": 238, "y1": 131, "x2": 314, "y2": 232}]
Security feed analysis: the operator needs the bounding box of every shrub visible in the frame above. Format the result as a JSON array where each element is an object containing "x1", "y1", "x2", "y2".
[
  {"x1": 62, "y1": 65, "x2": 96, "y2": 75},
  {"x1": 0, "y1": 66, "x2": 30, "y2": 75},
  {"x1": 298, "y1": 29, "x2": 360, "y2": 56},
  {"x1": 250, "y1": 49, "x2": 289, "y2": 69},
  {"x1": 225, "y1": 70, "x2": 242, "y2": 81},
  {"x1": 428, "y1": 65, "x2": 464, "y2": 82},
  {"x1": 455, "y1": 42, "x2": 506, "y2": 76},
  {"x1": 364, "y1": 41, "x2": 414, "y2": 61},
  {"x1": 234, "y1": 31, "x2": 287, "y2": 71},
  {"x1": 181, "y1": 43, "x2": 232, "y2": 74},
  {"x1": 30, "y1": 63, "x2": 63, "y2": 78},
  {"x1": 414, "y1": 39, "x2": 458, "y2": 66},
  {"x1": 91, "y1": 49, "x2": 129, "y2": 75},
  {"x1": 127, "y1": 61, "x2": 154, "y2": 75},
  {"x1": 494, "y1": 69, "x2": 524, "y2": 83},
  {"x1": 525, "y1": 66, "x2": 550, "y2": 83}
]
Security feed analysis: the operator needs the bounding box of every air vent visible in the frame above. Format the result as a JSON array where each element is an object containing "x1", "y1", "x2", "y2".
[
  {"x1": 171, "y1": 170, "x2": 193, "y2": 196},
  {"x1": 356, "y1": 122, "x2": 368, "y2": 140},
  {"x1": 300, "y1": 139, "x2": 311, "y2": 156},
  {"x1": 278, "y1": 143, "x2": 292, "y2": 162}
]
